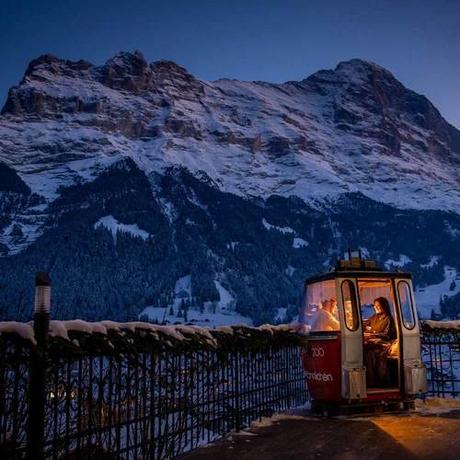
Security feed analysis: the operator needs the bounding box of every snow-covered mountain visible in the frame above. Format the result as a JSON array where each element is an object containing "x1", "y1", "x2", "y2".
[
  {"x1": 1, "y1": 51, "x2": 460, "y2": 323},
  {"x1": 3, "y1": 51, "x2": 460, "y2": 209}
]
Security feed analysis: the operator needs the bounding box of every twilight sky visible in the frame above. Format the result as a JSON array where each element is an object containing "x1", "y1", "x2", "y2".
[{"x1": 1, "y1": 0, "x2": 459, "y2": 127}]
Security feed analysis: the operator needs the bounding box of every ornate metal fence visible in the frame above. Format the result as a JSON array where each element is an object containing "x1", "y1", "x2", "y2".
[
  {"x1": 421, "y1": 322, "x2": 460, "y2": 398},
  {"x1": 1, "y1": 318, "x2": 459, "y2": 460},
  {"x1": 0, "y1": 333, "x2": 31, "y2": 458},
  {"x1": 0, "y1": 323, "x2": 307, "y2": 460}
]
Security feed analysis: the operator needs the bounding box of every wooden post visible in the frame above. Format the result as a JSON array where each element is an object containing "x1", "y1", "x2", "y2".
[{"x1": 26, "y1": 272, "x2": 51, "y2": 460}]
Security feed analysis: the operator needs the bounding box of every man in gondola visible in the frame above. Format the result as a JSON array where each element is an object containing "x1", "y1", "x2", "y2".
[{"x1": 311, "y1": 298, "x2": 340, "y2": 331}]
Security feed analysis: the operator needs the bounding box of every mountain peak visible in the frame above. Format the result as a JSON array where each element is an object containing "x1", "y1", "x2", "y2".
[
  {"x1": 150, "y1": 60, "x2": 197, "y2": 83},
  {"x1": 152, "y1": 60, "x2": 187, "y2": 72},
  {"x1": 306, "y1": 58, "x2": 399, "y2": 87},
  {"x1": 98, "y1": 50, "x2": 152, "y2": 92},
  {"x1": 102, "y1": 50, "x2": 148, "y2": 75},
  {"x1": 23, "y1": 53, "x2": 93, "y2": 81},
  {"x1": 336, "y1": 58, "x2": 399, "y2": 83},
  {"x1": 98, "y1": 53, "x2": 199, "y2": 94},
  {"x1": 335, "y1": 58, "x2": 387, "y2": 72},
  {"x1": 25, "y1": 53, "x2": 61, "y2": 74},
  {"x1": 149, "y1": 59, "x2": 203, "y2": 97}
]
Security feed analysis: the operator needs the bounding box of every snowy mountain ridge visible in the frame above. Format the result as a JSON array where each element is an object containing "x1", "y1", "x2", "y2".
[{"x1": 1, "y1": 51, "x2": 460, "y2": 215}]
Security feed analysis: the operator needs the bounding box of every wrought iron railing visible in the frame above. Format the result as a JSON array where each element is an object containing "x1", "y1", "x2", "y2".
[
  {"x1": 1, "y1": 319, "x2": 459, "y2": 459},
  {"x1": 421, "y1": 322, "x2": 460, "y2": 398},
  {"x1": 0, "y1": 323, "x2": 306, "y2": 460}
]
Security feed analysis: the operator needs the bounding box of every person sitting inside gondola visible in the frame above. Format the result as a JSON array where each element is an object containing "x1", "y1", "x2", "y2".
[
  {"x1": 311, "y1": 298, "x2": 340, "y2": 331},
  {"x1": 363, "y1": 297, "x2": 397, "y2": 387}
]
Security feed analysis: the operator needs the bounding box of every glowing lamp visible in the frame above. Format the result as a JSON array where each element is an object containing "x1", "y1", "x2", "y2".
[{"x1": 34, "y1": 272, "x2": 51, "y2": 314}]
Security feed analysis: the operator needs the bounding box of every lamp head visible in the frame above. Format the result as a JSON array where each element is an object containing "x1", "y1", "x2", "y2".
[{"x1": 34, "y1": 272, "x2": 51, "y2": 314}]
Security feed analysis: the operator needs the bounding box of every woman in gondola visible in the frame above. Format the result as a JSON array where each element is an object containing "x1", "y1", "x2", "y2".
[{"x1": 363, "y1": 297, "x2": 397, "y2": 387}]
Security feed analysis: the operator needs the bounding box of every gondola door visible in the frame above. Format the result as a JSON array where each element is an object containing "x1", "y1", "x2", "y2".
[
  {"x1": 337, "y1": 277, "x2": 367, "y2": 401},
  {"x1": 395, "y1": 279, "x2": 427, "y2": 396}
]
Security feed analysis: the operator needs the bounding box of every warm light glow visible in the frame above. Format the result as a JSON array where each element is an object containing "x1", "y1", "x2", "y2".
[
  {"x1": 34, "y1": 285, "x2": 51, "y2": 314},
  {"x1": 369, "y1": 399, "x2": 460, "y2": 458}
]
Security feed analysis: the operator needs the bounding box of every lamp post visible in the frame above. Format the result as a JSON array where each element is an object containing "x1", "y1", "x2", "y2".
[
  {"x1": 33, "y1": 272, "x2": 51, "y2": 344},
  {"x1": 26, "y1": 272, "x2": 51, "y2": 460}
]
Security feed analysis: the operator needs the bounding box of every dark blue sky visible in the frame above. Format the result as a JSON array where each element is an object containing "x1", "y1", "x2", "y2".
[{"x1": 1, "y1": 0, "x2": 459, "y2": 127}]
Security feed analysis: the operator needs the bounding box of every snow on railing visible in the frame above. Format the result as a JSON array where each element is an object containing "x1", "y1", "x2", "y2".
[
  {"x1": 422, "y1": 320, "x2": 460, "y2": 332},
  {"x1": 0, "y1": 320, "x2": 300, "y2": 352},
  {"x1": 0, "y1": 321, "x2": 36, "y2": 343}
]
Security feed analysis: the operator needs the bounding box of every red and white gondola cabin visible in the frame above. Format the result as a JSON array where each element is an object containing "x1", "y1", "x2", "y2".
[{"x1": 299, "y1": 251, "x2": 427, "y2": 412}]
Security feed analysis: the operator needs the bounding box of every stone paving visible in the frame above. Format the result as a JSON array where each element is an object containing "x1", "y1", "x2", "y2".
[{"x1": 181, "y1": 399, "x2": 460, "y2": 460}]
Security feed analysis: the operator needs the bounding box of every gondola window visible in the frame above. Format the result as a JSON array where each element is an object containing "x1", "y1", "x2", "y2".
[
  {"x1": 299, "y1": 279, "x2": 339, "y2": 332},
  {"x1": 341, "y1": 280, "x2": 359, "y2": 331},
  {"x1": 397, "y1": 280, "x2": 416, "y2": 330}
]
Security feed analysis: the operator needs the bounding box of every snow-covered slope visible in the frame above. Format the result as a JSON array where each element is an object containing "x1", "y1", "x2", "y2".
[
  {"x1": 1, "y1": 52, "x2": 460, "y2": 322},
  {"x1": 139, "y1": 275, "x2": 253, "y2": 327},
  {"x1": 94, "y1": 215, "x2": 151, "y2": 243},
  {"x1": 416, "y1": 266, "x2": 460, "y2": 318}
]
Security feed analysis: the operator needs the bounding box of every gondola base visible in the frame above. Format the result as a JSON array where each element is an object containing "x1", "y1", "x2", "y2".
[{"x1": 310, "y1": 398, "x2": 416, "y2": 417}]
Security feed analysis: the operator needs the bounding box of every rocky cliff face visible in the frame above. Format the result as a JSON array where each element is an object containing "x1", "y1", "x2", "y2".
[
  {"x1": 1, "y1": 52, "x2": 460, "y2": 322},
  {"x1": 2, "y1": 51, "x2": 460, "y2": 209}
]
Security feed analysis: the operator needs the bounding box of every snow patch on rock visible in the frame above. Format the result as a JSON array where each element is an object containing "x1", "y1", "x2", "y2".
[
  {"x1": 293, "y1": 237, "x2": 309, "y2": 248},
  {"x1": 94, "y1": 215, "x2": 151, "y2": 242},
  {"x1": 421, "y1": 256, "x2": 440, "y2": 269},
  {"x1": 262, "y1": 218, "x2": 295, "y2": 234}
]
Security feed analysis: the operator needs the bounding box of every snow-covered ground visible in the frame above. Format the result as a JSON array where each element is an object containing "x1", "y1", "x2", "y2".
[
  {"x1": 94, "y1": 215, "x2": 151, "y2": 242},
  {"x1": 140, "y1": 276, "x2": 253, "y2": 327},
  {"x1": 415, "y1": 266, "x2": 460, "y2": 318},
  {"x1": 0, "y1": 217, "x2": 46, "y2": 255},
  {"x1": 262, "y1": 219, "x2": 309, "y2": 250},
  {"x1": 173, "y1": 274, "x2": 192, "y2": 307},
  {"x1": 262, "y1": 218, "x2": 295, "y2": 234},
  {"x1": 293, "y1": 237, "x2": 309, "y2": 248},
  {"x1": 415, "y1": 397, "x2": 460, "y2": 415},
  {"x1": 140, "y1": 306, "x2": 253, "y2": 327}
]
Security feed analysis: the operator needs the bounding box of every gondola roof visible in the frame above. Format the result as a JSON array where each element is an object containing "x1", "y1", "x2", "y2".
[{"x1": 305, "y1": 254, "x2": 412, "y2": 285}]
